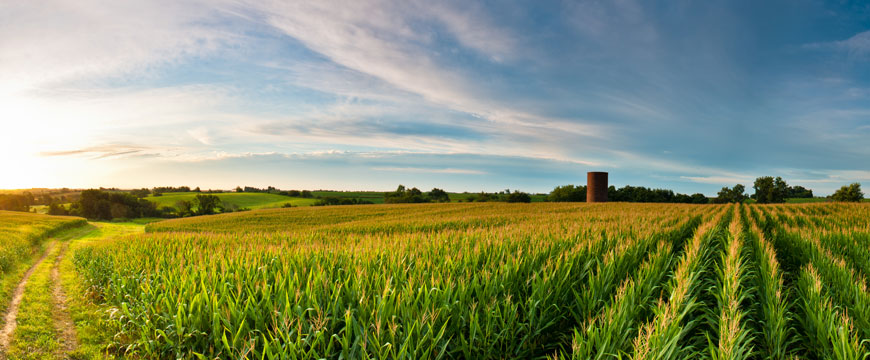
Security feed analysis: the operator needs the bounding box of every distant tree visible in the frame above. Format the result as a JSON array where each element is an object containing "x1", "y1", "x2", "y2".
[
  {"x1": 832, "y1": 183, "x2": 864, "y2": 202},
  {"x1": 385, "y1": 185, "x2": 429, "y2": 203},
  {"x1": 130, "y1": 188, "x2": 151, "y2": 198},
  {"x1": 753, "y1": 176, "x2": 788, "y2": 203},
  {"x1": 193, "y1": 194, "x2": 221, "y2": 215},
  {"x1": 286, "y1": 190, "x2": 302, "y2": 197},
  {"x1": 175, "y1": 200, "x2": 193, "y2": 217},
  {"x1": 300, "y1": 190, "x2": 313, "y2": 198},
  {"x1": 235, "y1": 186, "x2": 243, "y2": 193},
  {"x1": 159, "y1": 206, "x2": 177, "y2": 217},
  {"x1": 47, "y1": 203, "x2": 69, "y2": 216},
  {"x1": 689, "y1": 193, "x2": 709, "y2": 204},
  {"x1": 787, "y1": 185, "x2": 813, "y2": 199},
  {"x1": 714, "y1": 184, "x2": 748, "y2": 204},
  {"x1": 428, "y1": 188, "x2": 450, "y2": 202},
  {"x1": 506, "y1": 191, "x2": 532, "y2": 203},
  {"x1": 193, "y1": 187, "x2": 201, "y2": 193},
  {"x1": 313, "y1": 197, "x2": 374, "y2": 206},
  {"x1": 548, "y1": 185, "x2": 586, "y2": 202}
]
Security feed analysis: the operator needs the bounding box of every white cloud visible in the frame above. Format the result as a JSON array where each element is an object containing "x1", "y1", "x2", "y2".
[
  {"x1": 0, "y1": 0, "x2": 242, "y2": 94},
  {"x1": 371, "y1": 167, "x2": 486, "y2": 175},
  {"x1": 803, "y1": 30, "x2": 870, "y2": 55},
  {"x1": 250, "y1": 0, "x2": 608, "y2": 143}
]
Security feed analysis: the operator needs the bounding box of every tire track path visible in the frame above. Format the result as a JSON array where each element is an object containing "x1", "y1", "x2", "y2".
[
  {"x1": 52, "y1": 242, "x2": 79, "y2": 356},
  {"x1": 0, "y1": 243, "x2": 54, "y2": 350}
]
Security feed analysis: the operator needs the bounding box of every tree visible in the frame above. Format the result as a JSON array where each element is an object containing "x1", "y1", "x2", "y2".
[
  {"x1": 428, "y1": 188, "x2": 450, "y2": 202},
  {"x1": 787, "y1": 185, "x2": 813, "y2": 199},
  {"x1": 832, "y1": 183, "x2": 864, "y2": 202},
  {"x1": 47, "y1": 203, "x2": 69, "y2": 216},
  {"x1": 690, "y1": 193, "x2": 710, "y2": 204},
  {"x1": 175, "y1": 200, "x2": 193, "y2": 217},
  {"x1": 384, "y1": 185, "x2": 429, "y2": 203},
  {"x1": 193, "y1": 194, "x2": 221, "y2": 215},
  {"x1": 506, "y1": 191, "x2": 532, "y2": 203},
  {"x1": 753, "y1": 176, "x2": 788, "y2": 204},
  {"x1": 548, "y1": 185, "x2": 586, "y2": 202},
  {"x1": 715, "y1": 184, "x2": 748, "y2": 204}
]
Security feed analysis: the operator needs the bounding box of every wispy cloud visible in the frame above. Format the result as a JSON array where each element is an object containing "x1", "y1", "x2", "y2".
[
  {"x1": 371, "y1": 167, "x2": 486, "y2": 175},
  {"x1": 803, "y1": 30, "x2": 870, "y2": 55},
  {"x1": 40, "y1": 145, "x2": 149, "y2": 159}
]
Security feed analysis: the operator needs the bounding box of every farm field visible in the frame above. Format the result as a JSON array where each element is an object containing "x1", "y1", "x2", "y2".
[
  {"x1": 62, "y1": 202, "x2": 870, "y2": 359},
  {"x1": 3, "y1": 203, "x2": 870, "y2": 358},
  {"x1": 145, "y1": 192, "x2": 318, "y2": 210}
]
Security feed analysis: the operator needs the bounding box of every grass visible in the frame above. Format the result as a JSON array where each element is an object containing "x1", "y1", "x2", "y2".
[
  {"x1": 6, "y1": 243, "x2": 61, "y2": 359},
  {"x1": 145, "y1": 192, "x2": 319, "y2": 209},
  {"x1": 0, "y1": 211, "x2": 85, "y2": 314},
  {"x1": 60, "y1": 222, "x2": 146, "y2": 359}
]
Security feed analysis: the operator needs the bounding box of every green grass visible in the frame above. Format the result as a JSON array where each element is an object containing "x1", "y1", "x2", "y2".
[
  {"x1": 145, "y1": 192, "x2": 318, "y2": 210},
  {"x1": 61, "y1": 222, "x2": 146, "y2": 359},
  {"x1": 7, "y1": 243, "x2": 61, "y2": 360},
  {"x1": 311, "y1": 191, "x2": 387, "y2": 203}
]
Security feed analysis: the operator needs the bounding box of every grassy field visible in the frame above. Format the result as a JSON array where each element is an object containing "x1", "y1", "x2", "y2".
[{"x1": 145, "y1": 192, "x2": 318, "y2": 210}]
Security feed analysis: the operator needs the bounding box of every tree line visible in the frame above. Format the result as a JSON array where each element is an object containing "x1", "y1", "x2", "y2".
[
  {"x1": 715, "y1": 176, "x2": 863, "y2": 203},
  {"x1": 385, "y1": 186, "x2": 534, "y2": 204},
  {"x1": 547, "y1": 185, "x2": 709, "y2": 204}
]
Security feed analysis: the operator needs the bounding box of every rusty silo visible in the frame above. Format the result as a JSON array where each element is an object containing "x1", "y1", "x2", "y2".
[{"x1": 587, "y1": 172, "x2": 608, "y2": 202}]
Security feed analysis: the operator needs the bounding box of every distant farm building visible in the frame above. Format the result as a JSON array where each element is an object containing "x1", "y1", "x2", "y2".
[{"x1": 587, "y1": 172, "x2": 608, "y2": 202}]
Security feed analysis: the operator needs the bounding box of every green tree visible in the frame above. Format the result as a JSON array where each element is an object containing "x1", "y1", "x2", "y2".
[
  {"x1": 175, "y1": 200, "x2": 193, "y2": 217},
  {"x1": 428, "y1": 188, "x2": 450, "y2": 202},
  {"x1": 193, "y1": 194, "x2": 221, "y2": 215},
  {"x1": 831, "y1": 183, "x2": 864, "y2": 202},
  {"x1": 506, "y1": 191, "x2": 532, "y2": 203},
  {"x1": 753, "y1": 176, "x2": 788, "y2": 203},
  {"x1": 714, "y1": 184, "x2": 747, "y2": 204},
  {"x1": 547, "y1": 185, "x2": 586, "y2": 202}
]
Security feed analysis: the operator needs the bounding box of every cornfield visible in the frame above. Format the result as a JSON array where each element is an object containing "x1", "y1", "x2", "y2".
[
  {"x1": 70, "y1": 202, "x2": 870, "y2": 359},
  {"x1": 0, "y1": 211, "x2": 86, "y2": 274}
]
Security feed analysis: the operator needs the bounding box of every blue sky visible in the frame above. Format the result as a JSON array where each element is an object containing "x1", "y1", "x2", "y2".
[{"x1": 1, "y1": 0, "x2": 869, "y2": 195}]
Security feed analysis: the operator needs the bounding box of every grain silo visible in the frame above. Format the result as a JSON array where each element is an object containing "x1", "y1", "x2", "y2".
[{"x1": 587, "y1": 172, "x2": 608, "y2": 202}]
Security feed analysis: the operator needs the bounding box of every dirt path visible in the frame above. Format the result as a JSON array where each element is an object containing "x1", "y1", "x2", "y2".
[
  {"x1": 52, "y1": 242, "x2": 79, "y2": 355},
  {"x1": 0, "y1": 243, "x2": 54, "y2": 350}
]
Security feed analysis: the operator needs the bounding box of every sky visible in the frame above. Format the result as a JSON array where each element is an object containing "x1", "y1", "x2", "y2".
[{"x1": 1, "y1": 0, "x2": 869, "y2": 195}]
